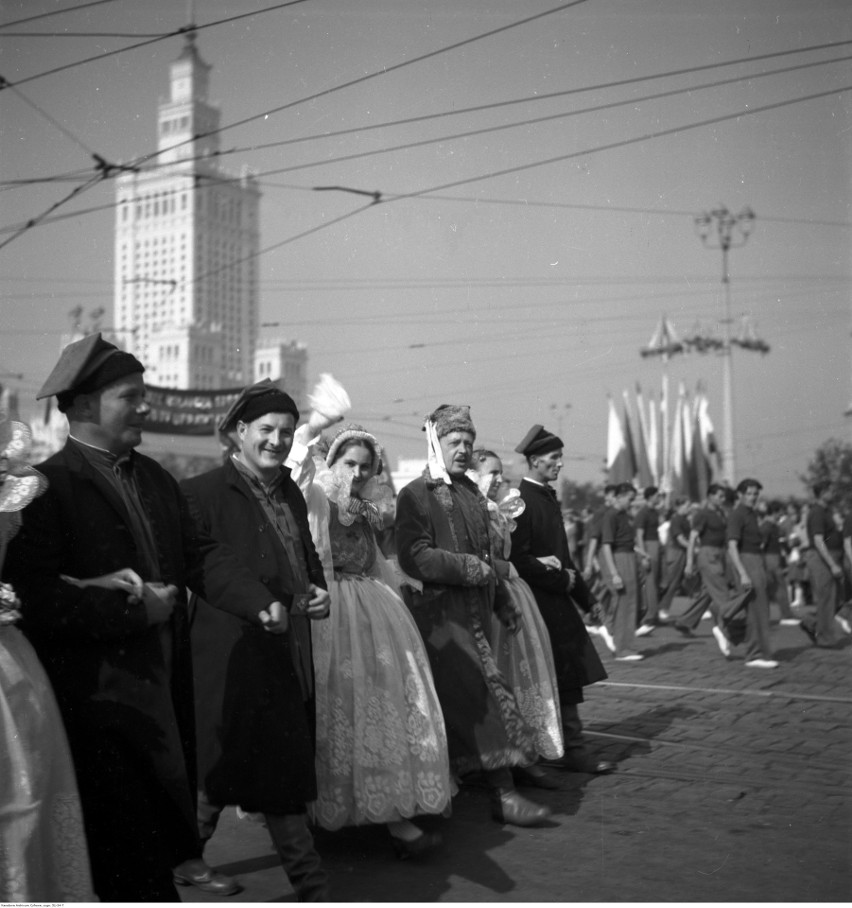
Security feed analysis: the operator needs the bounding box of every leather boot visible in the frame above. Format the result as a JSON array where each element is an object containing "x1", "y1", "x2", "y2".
[
  {"x1": 490, "y1": 789, "x2": 552, "y2": 827},
  {"x1": 265, "y1": 813, "x2": 330, "y2": 902},
  {"x1": 484, "y1": 767, "x2": 552, "y2": 827}
]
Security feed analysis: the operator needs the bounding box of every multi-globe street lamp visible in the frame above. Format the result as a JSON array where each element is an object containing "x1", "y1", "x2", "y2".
[{"x1": 694, "y1": 205, "x2": 756, "y2": 485}]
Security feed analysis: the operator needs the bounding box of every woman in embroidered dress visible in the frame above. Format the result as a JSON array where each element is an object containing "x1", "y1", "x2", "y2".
[
  {"x1": 308, "y1": 424, "x2": 451, "y2": 858},
  {"x1": 0, "y1": 417, "x2": 95, "y2": 902},
  {"x1": 470, "y1": 450, "x2": 564, "y2": 775}
]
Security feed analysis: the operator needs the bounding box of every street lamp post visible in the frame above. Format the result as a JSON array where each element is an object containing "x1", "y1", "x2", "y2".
[{"x1": 694, "y1": 205, "x2": 755, "y2": 485}]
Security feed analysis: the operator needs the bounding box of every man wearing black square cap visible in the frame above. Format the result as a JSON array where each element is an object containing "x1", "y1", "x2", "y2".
[
  {"x1": 510, "y1": 424, "x2": 615, "y2": 775},
  {"x1": 6, "y1": 335, "x2": 289, "y2": 901}
]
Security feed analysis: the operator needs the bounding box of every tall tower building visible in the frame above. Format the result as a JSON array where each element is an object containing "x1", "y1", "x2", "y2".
[{"x1": 114, "y1": 28, "x2": 260, "y2": 389}]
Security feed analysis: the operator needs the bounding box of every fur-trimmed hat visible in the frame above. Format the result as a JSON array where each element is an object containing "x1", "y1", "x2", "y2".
[{"x1": 425, "y1": 404, "x2": 476, "y2": 439}]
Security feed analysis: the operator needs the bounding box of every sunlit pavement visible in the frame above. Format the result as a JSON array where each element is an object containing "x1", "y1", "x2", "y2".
[{"x1": 182, "y1": 598, "x2": 851, "y2": 902}]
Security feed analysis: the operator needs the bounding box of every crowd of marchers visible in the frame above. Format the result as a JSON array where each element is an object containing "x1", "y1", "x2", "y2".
[{"x1": 1, "y1": 332, "x2": 848, "y2": 902}]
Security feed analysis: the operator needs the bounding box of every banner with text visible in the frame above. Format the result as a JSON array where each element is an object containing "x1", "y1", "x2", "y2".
[{"x1": 144, "y1": 385, "x2": 244, "y2": 435}]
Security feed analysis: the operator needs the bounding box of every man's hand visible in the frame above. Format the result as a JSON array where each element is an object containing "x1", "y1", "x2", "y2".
[
  {"x1": 740, "y1": 573, "x2": 753, "y2": 590},
  {"x1": 537, "y1": 555, "x2": 561, "y2": 571},
  {"x1": 141, "y1": 582, "x2": 178, "y2": 626},
  {"x1": 306, "y1": 585, "x2": 331, "y2": 620},
  {"x1": 478, "y1": 561, "x2": 494, "y2": 585},
  {"x1": 496, "y1": 603, "x2": 523, "y2": 636},
  {"x1": 259, "y1": 601, "x2": 289, "y2": 634},
  {"x1": 611, "y1": 572, "x2": 625, "y2": 591},
  {"x1": 565, "y1": 568, "x2": 577, "y2": 590}
]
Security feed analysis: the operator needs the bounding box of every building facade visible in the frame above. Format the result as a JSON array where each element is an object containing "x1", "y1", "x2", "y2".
[{"x1": 114, "y1": 30, "x2": 260, "y2": 390}]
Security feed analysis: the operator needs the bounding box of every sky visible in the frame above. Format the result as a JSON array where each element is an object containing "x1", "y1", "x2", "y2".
[{"x1": 1, "y1": 0, "x2": 850, "y2": 495}]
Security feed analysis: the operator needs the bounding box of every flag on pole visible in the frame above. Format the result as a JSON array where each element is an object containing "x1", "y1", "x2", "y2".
[
  {"x1": 646, "y1": 390, "x2": 660, "y2": 485},
  {"x1": 693, "y1": 384, "x2": 720, "y2": 499},
  {"x1": 631, "y1": 385, "x2": 654, "y2": 488},
  {"x1": 606, "y1": 394, "x2": 635, "y2": 482},
  {"x1": 670, "y1": 383, "x2": 686, "y2": 496}
]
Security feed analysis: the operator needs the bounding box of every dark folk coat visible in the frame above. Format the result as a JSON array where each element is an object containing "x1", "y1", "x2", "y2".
[
  {"x1": 181, "y1": 459, "x2": 327, "y2": 814},
  {"x1": 511, "y1": 479, "x2": 607, "y2": 704},
  {"x1": 396, "y1": 474, "x2": 537, "y2": 774},
  {"x1": 5, "y1": 441, "x2": 275, "y2": 879}
]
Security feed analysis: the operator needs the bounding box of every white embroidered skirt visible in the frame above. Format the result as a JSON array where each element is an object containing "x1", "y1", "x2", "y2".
[
  {"x1": 0, "y1": 626, "x2": 94, "y2": 901},
  {"x1": 310, "y1": 574, "x2": 452, "y2": 829},
  {"x1": 491, "y1": 577, "x2": 564, "y2": 761}
]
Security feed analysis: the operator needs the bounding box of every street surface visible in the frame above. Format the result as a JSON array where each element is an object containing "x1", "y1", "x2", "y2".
[{"x1": 182, "y1": 598, "x2": 851, "y2": 902}]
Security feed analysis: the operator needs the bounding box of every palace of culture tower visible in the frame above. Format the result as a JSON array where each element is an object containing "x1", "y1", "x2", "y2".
[{"x1": 113, "y1": 27, "x2": 306, "y2": 402}]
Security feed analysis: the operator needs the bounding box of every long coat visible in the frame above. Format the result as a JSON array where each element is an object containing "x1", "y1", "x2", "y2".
[
  {"x1": 5, "y1": 441, "x2": 275, "y2": 892},
  {"x1": 510, "y1": 479, "x2": 607, "y2": 705},
  {"x1": 396, "y1": 473, "x2": 537, "y2": 774},
  {"x1": 181, "y1": 459, "x2": 326, "y2": 814}
]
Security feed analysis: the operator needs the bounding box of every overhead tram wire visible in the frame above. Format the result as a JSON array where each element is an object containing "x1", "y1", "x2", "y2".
[
  {"x1": 136, "y1": 39, "x2": 852, "y2": 172},
  {"x1": 124, "y1": 0, "x2": 591, "y2": 171},
  {"x1": 5, "y1": 63, "x2": 850, "y2": 238},
  {"x1": 1, "y1": 79, "x2": 98, "y2": 158},
  {"x1": 0, "y1": 0, "x2": 120, "y2": 30},
  {"x1": 175, "y1": 83, "x2": 852, "y2": 283},
  {"x1": 1, "y1": 0, "x2": 589, "y2": 240},
  {"x1": 0, "y1": 171, "x2": 105, "y2": 253},
  {"x1": 381, "y1": 83, "x2": 852, "y2": 205},
  {"x1": 223, "y1": 54, "x2": 852, "y2": 181},
  {"x1": 4, "y1": 34, "x2": 847, "y2": 188},
  {"x1": 1, "y1": 0, "x2": 316, "y2": 90}
]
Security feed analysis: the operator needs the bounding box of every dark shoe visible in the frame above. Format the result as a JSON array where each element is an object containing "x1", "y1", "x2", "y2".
[
  {"x1": 673, "y1": 623, "x2": 694, "y2": 638},
  {"x1": 173, "y1": 859, "x2": 241, "y2": 896},
  {"x1": 799, "y1": 621, "x2": 818, "y2": 645},
  {"x1": 565, "y1": 759, "x2": 616, "y2": 775},
  {"x1": 389, "y1": 830, "x2": 442, "y2": 860},
  {"x1": 513, "y1": 764, "x2": 560, "y2": 790},
  {"x1": 491, "y1": 790, "x2": 552, "y2": 827}
]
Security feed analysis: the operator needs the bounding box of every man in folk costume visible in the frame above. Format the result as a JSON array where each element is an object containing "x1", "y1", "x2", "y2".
[
  {"x1": 6, "y1": 335, "x2": 285, "y2": 901},
  {"x1": 180, "y1": 380, "x2": 332, "y2": 901},
  {"x1": 510, "y1": 425, "x2": 615, "y2": 775},
  {"x1": 395, "y1": 405, "x2": 553, "y2": 828}
]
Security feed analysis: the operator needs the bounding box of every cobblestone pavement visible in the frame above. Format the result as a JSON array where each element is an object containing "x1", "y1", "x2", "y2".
[{"x1": 182, "y1": 600, "x2": 851, "y2": 902}]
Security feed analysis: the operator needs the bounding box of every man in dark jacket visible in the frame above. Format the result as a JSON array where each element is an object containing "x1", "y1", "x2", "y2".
[
  {"x1": 181, "y1": 379, "x2": 331, "y2": 901},
  {"x1": 510, "y1": 424, "x2": 614, "y2": 774},
  {"x1": 6, "y1": 335, "x2": 284, "y2": 902},
  {"x1": 396, "y1": 405, "x2": 552, "y2": 828}
]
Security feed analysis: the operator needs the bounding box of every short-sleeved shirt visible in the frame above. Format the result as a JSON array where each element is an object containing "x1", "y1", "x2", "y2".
[
  {"x1": 667, "y1": 513, "x2": 691, "y2": 550},
  {"x1": 807, "y1": 503, "x2": 842, "y2": 552},
  {"x1": 602, "y1": 508, "x2": 635, "y2": 552},
  {"x1": 634, "y1": 506, "x2": 660, "y2": 543},
  {"x1": 587, "y1": 506, "x2": 610, "y2": 544},
  {"x1": 759, "y1": 519, "x2": 782, "y2": 555},
  {"x1": 727, "y1": 505, "x2": 763, "y2": 554},
  {"x1": 692, "y1": 506, "x2": 727, "y2": 548}
]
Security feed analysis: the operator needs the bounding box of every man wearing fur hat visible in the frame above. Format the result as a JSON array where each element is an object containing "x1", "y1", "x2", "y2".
[
  {"x1": 180, "y1": 379, "x2": 332, "y2": 901},
  {"x1": 510, "y1": 424, "x2": 614, "y2": 775},
  {"x1": 6, "y1": 336, "x2": 288, "y2": 901},
  {"x1": 396, "y1": 405, "x2": 553, "y2": 828}
]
